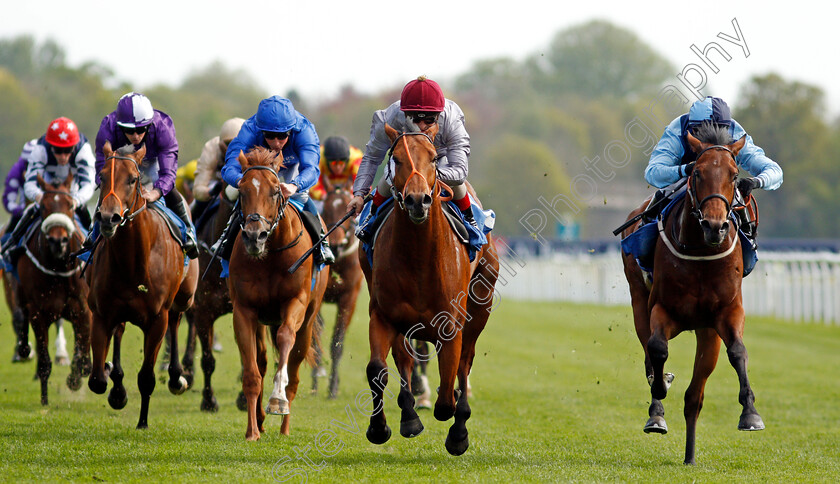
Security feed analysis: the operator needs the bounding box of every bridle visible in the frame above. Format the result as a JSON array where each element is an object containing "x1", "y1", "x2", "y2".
[
  {"x1": 387, "y1": 132, "x2": 451, "y2": 210},
  {"x1": 29, "y1": 186, "x2": 83, "y2": 277},
  {"x1": 686, "y1": 145, "x2": 736, "y2": 223},
  {"x1": 97, "y1": 154, "x2": 146, "y2": 225},
  {"x1": 238, "y1": 165, "x2": 289, "y2": 239}
]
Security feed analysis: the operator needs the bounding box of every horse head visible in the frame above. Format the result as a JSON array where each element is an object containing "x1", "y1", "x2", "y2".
[
  {"x1": 322, "y1": 183, "x2": 355, "y2": 256},
  {"x1": 385, "y1": 123, "x2": 439, "y2": 224},
  {"x1": 237, "y1": 146, "x2": 286, "y2": 257},
  {"x1": 685, "y1": 123, "x2": 745, "y2": 246},
  {"x1": 96, "y1": 141, "x2": 147, "y2": 238},
  {"x1": 36, "y1": 172, "x2": 77, "y2": 261}
]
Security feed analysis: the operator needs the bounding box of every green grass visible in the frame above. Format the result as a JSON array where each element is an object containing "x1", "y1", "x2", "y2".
[{"x1": 1, "y1": 293, "x2": 838, "y2": 483}]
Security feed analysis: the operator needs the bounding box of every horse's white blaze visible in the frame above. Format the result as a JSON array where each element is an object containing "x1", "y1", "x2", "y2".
[
  {"x1": 270, "y1": 363, "x2": 289, "y2": 403},
  {"x1": 53, "y1": 194, "x2": 60, "y2": 203},
  {"x1": 251, "y1": 178, "x2": 261, "y2": 192},
  {"x1": 331, "y1": 198, "x2": 343, "y2": 210}
]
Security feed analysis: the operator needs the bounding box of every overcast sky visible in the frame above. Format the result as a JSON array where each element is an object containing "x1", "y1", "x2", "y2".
[{"x1": 3, "y1": 1, "x2": 837, "y2": 115}]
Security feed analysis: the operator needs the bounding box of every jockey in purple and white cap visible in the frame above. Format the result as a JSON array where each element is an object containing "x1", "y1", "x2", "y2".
[{"x1": 92, "y1": 92, "x2": 198, "y2": 258}]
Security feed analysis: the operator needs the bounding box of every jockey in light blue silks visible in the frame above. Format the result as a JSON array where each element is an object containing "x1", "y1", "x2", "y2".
[
  {"x1": 90, "y1": 92, "x2": 199, "y2": 259},
  {"x1": 643, "y1": 96, "x2": 783, "y2": 245},
  {"x1": 219, "y1": 95, "x2": 334, "y2": 266}
]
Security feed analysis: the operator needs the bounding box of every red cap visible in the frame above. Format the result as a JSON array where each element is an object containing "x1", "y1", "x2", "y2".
[
  {"x1": 400, "y1": 76, "x2": 444, "y2": 112},
  {"x1": 45, "y1": 117, "x2": 80, "y2": 148}
]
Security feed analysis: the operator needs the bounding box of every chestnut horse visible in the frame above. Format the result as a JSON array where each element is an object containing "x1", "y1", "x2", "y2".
[
  {"x1": 15, "y1": 173, "x2": 91, "y2": 404},
  {"x1": 310, "y1": 183, "x2": 363, "y2": 398},
  {"x1": 362, "y1": 124, "x2": 499, "y2": 456},
  {"x1": 86, "y1": 143, "x2": 199, "y2": 429},
  {"x1": 620, "y1": 124, "x2": 764, "y2": 465},
  {"x1": 228, "y1": 147, "x2": 328, "y2": 440},
  {"x1": 180, "y1": 189, "x2": 236, "y2": 412}
]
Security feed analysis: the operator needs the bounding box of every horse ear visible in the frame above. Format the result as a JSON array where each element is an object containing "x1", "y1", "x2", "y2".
[
  {"x1": 384, "y1": 123, "x2": 399, "y2": 143},
  {"x1": 426, "y1": 123, "x2": 439, "y2": 140},
  {"x1": 730, "y1": 134, "x2": 747, "y2": 156},
  {"x1": 103, "y1": 141, "x2": 113, "y2": 158},
  {"x1": 135, "y1": 143, "x2": 147, "y2": 161},
  {"x1": 238, "y1": 150, "x2": 250, "y2": 169},
  {"x1": 686, "y1": 131, "x2": 703, "y2": 154},
  {"x1": 63, "y1": 171, "x2": 74, "y2": 189},
  {"x1": 271, "y1": 150, "x2": 285, "y2": 171}
]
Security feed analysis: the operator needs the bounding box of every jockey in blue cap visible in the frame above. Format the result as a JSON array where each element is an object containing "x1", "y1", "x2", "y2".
[
  {"x1": 218, "y1": 95, "x2": 334, "y2": 265},
  {"x1": 642, "y1": 96, "x2": 783, "y2": 243}
]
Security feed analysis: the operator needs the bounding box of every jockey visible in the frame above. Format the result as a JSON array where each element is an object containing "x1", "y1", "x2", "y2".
[
  {"x1": 176, "y1": 159, "x2": 197, "y2": 203},
  {"x1": 3, "y1": 140, "x2": 36, "y2": 234},
  {"x1": 194, "y1": 117, "x2": 245, "y2": 203},
  {"x1": 219, "y1": 95, "x2": 335, "y2": 265},
  {"x1": 309, "y1": 135, "x2": 363, "y2": 206},
  {"x1": 347, "y1": 76, "x2": 476, "y2": 240},
  {"x1": 92, "y1": 92, "x2": 199, "y2": 259},
  {"x1": 1, "y1": 118, "x2": 96, "y2": 258},
  {"x1": 643, "y1": 96, "x2": 783, "y2": 243}
]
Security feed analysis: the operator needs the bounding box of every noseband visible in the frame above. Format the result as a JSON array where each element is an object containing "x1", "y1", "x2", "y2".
[
  {"x1": 388, "y1": 132, "x2": 450, "y2": 210},
  {"x1": 687, "y1": 145, "x2": 736, "y2": 222},
  {"x1": 98, "y1": 154, "x2": 146, "y2": 224},
  {"x1": 239, "y1": 165, "x2": 288, "y2": 237}
]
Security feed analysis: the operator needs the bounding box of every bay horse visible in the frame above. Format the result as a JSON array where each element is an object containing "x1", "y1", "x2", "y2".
[
  {"x1": 620, "y1": 123, "x2": 764, "y2": 465},
  {"x1": 310, "y1": 183, "x2": 363, "y2": 398},
  {"x1": 180, "y1": 187, "x2": 236, "y2": 412},
  {"x1": 228, "y1": 146, "x2": 328, "y2": 440},
  {"x1": 86, "y1": 142, "x2": 199, "y2": 429},
  {"x1": 362, "y1": 124, "x2": 499, "y2": 456},
  {"x1": 14, "y1": 173, "x2": 91, "y2": 404}
]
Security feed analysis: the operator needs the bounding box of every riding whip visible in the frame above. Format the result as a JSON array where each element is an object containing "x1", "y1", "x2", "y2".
[{"x1": 612, "y1": 177, "x2": 688, "y2": 236}]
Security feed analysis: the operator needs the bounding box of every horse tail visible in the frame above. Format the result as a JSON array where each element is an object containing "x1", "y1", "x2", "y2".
[{"x1": 306, "y1": 311, "x2": 325, "y2": 368}]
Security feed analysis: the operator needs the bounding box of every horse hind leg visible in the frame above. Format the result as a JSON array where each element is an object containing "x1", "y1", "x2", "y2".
[
  {"x1": 196, "y1": 311, "x2": 219, "y2": 412},
  {"x1": 31, "y1": 315, "x2": 52, "y2": 405},
  {"x1": 54, "y1": 318, "x2": 70, "y2": 366},
  {"x1": 180, "y1": 310, "x2": 197, "y2": 389},
  {"x1": 328, "y1": 297, "x2": 356, "y2": 399},
  {"x1": 411, "y1": 340, "x2": 432, "y2": 409},
  {"x1": 267, "y1": 324, "x2": 295, "y2": 418},
  {"x1": 166, "y1": 309, "x2": 189, "y2": 395},
  {"x1": 279, "y1": 315, "x2": 317, "y2": 436},
  {"x1": 445, "y1": 350, "x2": 474, "y2": 456},
  {"x1": 724, "y1": 334, "x2": 765, "y2": 432},
  {"x1": 309, "y1": 311, "x2": 325, "y2": 394},
  {"x1": 683, "y1": 328, "x2": 721, "y2": 465},
  {"x1": 392, "y1": 335, "x2": 423, "y2": 438},
  {"x1": 66, "y1": 308, "x2": 92, "y2": 391}
]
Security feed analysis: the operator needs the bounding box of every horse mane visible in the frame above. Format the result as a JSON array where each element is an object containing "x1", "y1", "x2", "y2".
[
  {"x1": 116, "y1": 145, "x2": 137, "y2": 156},
  {"x1": 691, "y1": 121, "x2": 733, "y2": 146},
  {"x1": 246, "y1": 146, "x2": 286, "y2": 169}
]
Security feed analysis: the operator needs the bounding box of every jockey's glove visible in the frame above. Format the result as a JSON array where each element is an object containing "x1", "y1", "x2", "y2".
[
  {"x1": 737, "y1": 177, "x2": 762, "y2": 199},
  {"x1": 680, "y1": 162, "x2": 695, "y2": 178},
  {"x1": 224, "y1": 185, "x2": 240, "y2": 202}
]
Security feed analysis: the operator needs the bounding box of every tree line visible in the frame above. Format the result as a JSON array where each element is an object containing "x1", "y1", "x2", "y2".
[{"x1": 1, "y1": 21, "x2": 837, "y2": 238}]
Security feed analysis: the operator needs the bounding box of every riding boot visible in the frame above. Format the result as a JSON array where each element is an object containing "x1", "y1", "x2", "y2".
[
  {"x1": 211, "y1": 209, "x2": 241, "y2": 261},
  {"x1": 168, "y1": 193, "x2": 200, "y2": 259},
  {"x1": 356, "y1": 205, "x2": 378, "y2": 245},
  {"x1": 461, "y1": 207, "x2": 479, "y2": 231},
  {"x1": 317, "y1": 239, "x2": 336, "y2": 266},
  {"x1": 1, "y1": 204, "x2": 38, "y2": 256},
  {"x1": 641, "y1": 189, "x2": 666, "y2": 224}
]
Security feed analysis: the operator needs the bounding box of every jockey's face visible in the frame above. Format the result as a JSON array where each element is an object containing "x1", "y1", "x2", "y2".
[
  {"x1": 328, "y1": 160, "x2": 346, "y2": 175},
  {"x1": 264, "y1": 131, "x2": 290, "y2": 153},
  {"x1": 406, "y1": 111, "x2": 440, "y2": 133},
  {"x1": 50, "y1": 145, "x2": 74, "y2": 165},
  {"x1": 122, "y1": 126, "x2": 147, "y2": 146}
]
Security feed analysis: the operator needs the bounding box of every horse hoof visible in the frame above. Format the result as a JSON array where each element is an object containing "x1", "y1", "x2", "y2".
[
  {"x1": 41, "y1": 395, "x2": 49, "y2": 406},
  {"x1": 183, "y1": 372, "x2": 195, "y2": 389},
  {"x1": 236, "y1": 392, "x2": 248, "y2": 412},
  {"x1": 168, "y1": 376, "x2": 188, "y2": 395},
  {"x1": 415, "y1": 397, "x2": 432, "y2": 410},
  {"x1": 89, "y1": 377, "x2": 107, "y2": 395},
  {"x1": 66, "y1": 373, "x2": 82, "y2": 391},
  {"x1": 434, "y1": 402, "x2": 456, "y2": 422},
  {"x1": 400, "y1": 416, "x2": 424, "y2": 438},
  {"x1": 366, "y1": 425, "x2": 392, "y2": 445},
  {"x1": 266, "y1": 397, "x2": 289, "y2": 415},
  {"x1": 644, "y1": 416, "x2": 668, "y2": 434},
  {"x1": 738, "y1": 413, "x2": 765, "y2": 431},
  {"x1": 108, "y1": 388, "x2": 128, "y2": 410},
  {"x1": 16, "y1": 343, "x2": 32, "y2": 360},
  {"x1": 647, "y1": 372, "x2": 675, "y2": 390},
  {"x1": 445, "y1": 433, "x2": 469, "y2": 456}
]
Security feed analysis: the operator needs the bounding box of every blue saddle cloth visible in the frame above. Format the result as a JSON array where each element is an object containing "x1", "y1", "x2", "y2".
[
  {"x1": 76, "y1": 200, "x2": 192, "y2": 267},
  {"x1": 356, "y1": 190, "x2": 495, "y2": 266},
  {"x1": 218, "y1": 198, "x2": 324, "y2": 291},
  {"x1": 620, "y1": 190, "x2": 757, "y2": 277}
]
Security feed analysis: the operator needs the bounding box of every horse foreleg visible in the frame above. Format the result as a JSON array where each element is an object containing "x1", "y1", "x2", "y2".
[
  {"x1": 66, "y1": 303, "x2": 92, "y2": 391},
  {"x1": 392, "y1": 335, "x2": 423, "y2": 439},
  {"x1": 445, "y1": 336, "x2": 477, "y2": 456},
  {"x1": 365, "y1": 310, "x2": 397, "y2": 445},
  {"x1": 180, "y1": 310, "x2": 197, "y2": 389},
  {"x1": 167, "y1": 309, "x2": 189, "y2": 395},
  {"x1": 434, "y1": 333, "x2": 463, "y2": 423},
  {"x1": 195, "y1": 311, "x2": 219, "y2": 412},
  {"x1": 279, "y1": 310, "x2": 315, "y2": 436},
  {"x1": 233, "y1": 304, "x2": 261, "y2": 441},
  {"x1": 718, "y1": 310, "x2": 765, "y2": 433},
  {"x1": 88, "y1": 313, "x2": 112, "y2": 395},
  {"x1": 256, "y1": 325, "x2": 268, "y2": 433},
  {"x1": 54, "y1": 318, "x2": 70, "y2": 366},
  {"x1": 12, "y1": 306, "x2": 30, "y2": 360},
  {"x1": 31, "y1": 314, "x2": 51, "y2": 406},
  {"x1": 137, "y1": 314, "x2": 167, "y2": 429},
  {"x1": 108, "y1": 323, "x2": 128, "y2": 411},
  {"x1": 645, "y1": 304, "x2": 673, "y2": 434},
  {"x1": 683, "y1": 328, "x2": 721, "y2": 465}
]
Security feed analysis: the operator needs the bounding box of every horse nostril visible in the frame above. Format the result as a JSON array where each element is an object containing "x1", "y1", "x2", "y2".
[
  {"x1": 404, "y1": 195, "x2": 416, "y2": 208},
  {"x1": 700, "y1": 220, "x2": 711, "y2": 231},
  {"x1": 257, "y1": 231, "x2": 269, "y2": 242},
  {"x1": 721, "y1": 221, "x2": 730, "y2": 232},
  {"x1": 422, "y1": 194, "x2": 432, "y2": 208},
  {"x1": 110, "y1": 214, "x2": 121, "y2": 224}
]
